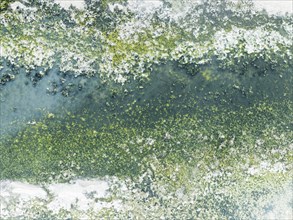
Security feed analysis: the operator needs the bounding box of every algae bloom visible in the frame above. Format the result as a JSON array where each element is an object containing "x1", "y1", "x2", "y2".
[{"x1": 0, "y1": 0, "x2": 292, "y2": 219}]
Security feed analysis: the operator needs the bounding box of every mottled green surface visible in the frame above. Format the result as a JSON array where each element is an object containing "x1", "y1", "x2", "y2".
[{"x1": 0, "y1": 0, "x2": 293, "y2": 219}]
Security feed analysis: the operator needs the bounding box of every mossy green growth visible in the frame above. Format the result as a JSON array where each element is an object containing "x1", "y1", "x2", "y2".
[
  {"x1": 0, "y1": 74, "x2": 292, "y2": 218},
  {"x1": 0, "y1": 0, "x2": 16, "y2": 12},
  {"x1": 0, "y1": 98, "x2": 292, "y2": 184},
  {"x1": 106, "y1": 26, "x2": 180, "y2": 66}
]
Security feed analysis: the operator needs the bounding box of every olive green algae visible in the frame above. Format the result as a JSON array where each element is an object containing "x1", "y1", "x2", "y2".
[
  {"x1": 1, "y1": 98, "x2": 291, "y2": 182},
  {"x1": 1, "y1": 59, "x2": 293, "y2": 219},
  {"x1": 0, "y1": 99, "x2": 292, "y2": 219},
  {"x1": 1, "y1": 0, "x2": 293, "y2": 219}
]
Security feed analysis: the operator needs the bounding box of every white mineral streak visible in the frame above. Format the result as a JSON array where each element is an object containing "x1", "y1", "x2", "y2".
[
  {"x1": 253, "y1": 1, "x2": 293, "y2": 15},
  {"x1": 128, "y1": 0, "x2": 163, "y2": 15},
  {"x1": 51, "y1": 0, "x2": 292, "y2": 15},
  {"x1": 0, "y1": 181, "x2": 47, "y2": 218},
  {"x1": 10, "y1": 1, "x2": 28, "y2": 11},
  {"x1": 0, "y1": 178, "x2": 122, "y2": 219},
  {"x1": 214, "y1": 26, "x2": 292, "y2": 59},
  {"x1": 257, "y1": 182, "x2": 293, "y2": 220},
  {"x1": 54, "y1": 0, "x2": 85, "y2": 10},
  {"x1": 47, "y1": 179, "x2": 120, "y2": 213}
]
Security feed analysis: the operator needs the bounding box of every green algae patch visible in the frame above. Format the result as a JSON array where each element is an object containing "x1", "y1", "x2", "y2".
[
  {"x1": 1, "y1": 76, "x2": 292, "y2": 218},
  {"x1": 0, "y1": 1, "x2": 293, "y2": 218},
  {"x1": 2, "y1": 0, "x2": 291, "y2": 87},
  {"x1": 1, "y1": 99, "x2": 292, "y2": 184},
  {"x1": 2, "y1": 99, "x2": 292, "y2": 219}
]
